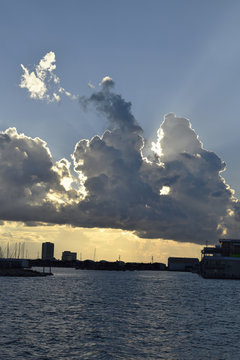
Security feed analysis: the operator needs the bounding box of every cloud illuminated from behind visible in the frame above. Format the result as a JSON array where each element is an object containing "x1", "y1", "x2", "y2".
[
  {"x1": 16, "y1": 56, "x2": 240, "y2": 245},
  {"x1": 19, "y1": 51, "x2": 76, "y2": 102}
]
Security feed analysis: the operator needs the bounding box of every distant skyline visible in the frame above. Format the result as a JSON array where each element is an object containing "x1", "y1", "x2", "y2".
[{"x1": 1, "y1": 0, "x2": 240, "y2": 261}]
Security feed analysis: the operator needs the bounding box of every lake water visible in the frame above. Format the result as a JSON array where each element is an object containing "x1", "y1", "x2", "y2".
[{"x1": 1, "y1": 268, "x2": 240, "y2": 359}]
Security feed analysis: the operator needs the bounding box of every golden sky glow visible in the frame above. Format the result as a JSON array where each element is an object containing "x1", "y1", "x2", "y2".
[{"x1": 0, "y1": 222, "x2": 202, "y2": 264}]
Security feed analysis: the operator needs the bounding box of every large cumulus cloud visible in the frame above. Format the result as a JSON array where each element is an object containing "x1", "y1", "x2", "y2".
[
  {"x1": 5, "y1": 78, "x2": 240, "y2": 244},
  {"x1": 72, "y1": 109, "x2": 236, "y2": 243},
  {"x1": 0, "y1": 128, "x2": 80, "y2": 223}
]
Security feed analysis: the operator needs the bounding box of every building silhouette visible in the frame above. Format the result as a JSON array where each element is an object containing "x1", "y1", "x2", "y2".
[
  {"x1": 168, "y1": 257, "x2": 199, "y2": 271},
  {"x1": 42, "y1": 242, "x2": 54, "y2": 260},
  {"x1": 62, "y1": 251, "x2": 77, "y2": 261}
]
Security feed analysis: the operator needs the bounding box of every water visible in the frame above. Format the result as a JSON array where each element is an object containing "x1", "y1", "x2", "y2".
[{"x1": 1, "y1": 269, "x2": 240, "y2": 359}]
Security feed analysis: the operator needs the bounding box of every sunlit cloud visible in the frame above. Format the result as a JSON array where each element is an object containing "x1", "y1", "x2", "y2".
[
  {"x1": 19, "y1": 51, "x2": 77, "y2": 102},
  {"x1": 20, "y1": 64, "x2": 47, "y2": 100},
  {"x1": 88, "y1": 82, "x2": 95, "y2": 89},
  {"x1": 160, "y1": 186, "x2": 170, "y2": 195},
  {"x1": 99, "y1": 75, "x2": 114, "y2": 88},
  {"x1": 14, "y1": 67, "x2": 240, "y2": 245}
]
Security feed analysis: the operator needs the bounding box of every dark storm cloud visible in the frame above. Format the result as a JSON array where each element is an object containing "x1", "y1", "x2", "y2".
[
  {"x1": 79, "y1": 76, "x2": 142, "y2": 133},
  {"x1": 2, "y1": 82, "x2": 240, "y2": 244}
]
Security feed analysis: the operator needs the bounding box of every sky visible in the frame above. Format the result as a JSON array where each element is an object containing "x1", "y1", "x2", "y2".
[{"x1": 1, "y1": 0, "x2": 240, "y2": 262}]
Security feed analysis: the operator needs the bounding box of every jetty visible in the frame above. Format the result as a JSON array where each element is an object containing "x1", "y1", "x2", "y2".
[{"x1": 0, "y1": 259, "x2": 52, "y2": 277}]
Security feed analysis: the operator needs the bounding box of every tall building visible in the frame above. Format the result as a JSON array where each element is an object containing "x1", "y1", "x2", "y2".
[{"x1": 42, "y1": 242, "x2": 54, "y2": 260}]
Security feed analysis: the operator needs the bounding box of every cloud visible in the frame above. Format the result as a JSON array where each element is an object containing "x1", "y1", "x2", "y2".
[
  {"x1": 10, "y1": 74, "x2": 240, "y2": 244},
  {"x1": 99, "y1": 76, "x2": 115, "y2": 89},
  {"x1": 19, "y1": 51, "x2": 77, "y2": 102},
  {"x1": 37, "y1": 51, "x2": 56, "y2": 73},
  {"x1": 1, "y1": 113, "x2": 239, "y2": 244},
  {"x1": 88, "y1": 82, "x2": 95, "y2": 89},
  {"x1": 20, "y1": 64, "x2": 47, "y2": 100},
  {"x1": 0, "y1": 127, "x2": 82, "y2": 223},
  {"x1": 70, "y1": 112, "x2": 239, "y2": 244},
  {"x1": 80, "y1": 76, "x2": 142, "y2": 133}
]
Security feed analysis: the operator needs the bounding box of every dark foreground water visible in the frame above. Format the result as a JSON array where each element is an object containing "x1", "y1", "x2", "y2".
[{"x1": 1, "y1": 269, "x2": 240, "y2": 360}]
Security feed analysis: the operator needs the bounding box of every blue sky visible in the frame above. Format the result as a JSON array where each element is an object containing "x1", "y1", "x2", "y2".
[
  {"x1": 1, "y1": 0, "x2": 240, "y2": 194},
  {"x1": 1, "y1": 0, "x2": 240, "y2": 168},
  {"x1": 1, "y1": 0, "x2": 240, "y2": 259},
  {"x1": 1, "y1": 4, "x2": 239, "y2": 142}
]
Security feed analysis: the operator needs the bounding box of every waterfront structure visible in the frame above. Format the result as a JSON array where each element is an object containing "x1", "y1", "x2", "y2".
[
  {"x1": 75, "y1": 260, "x2": 167, "y2": 271},
  {"x1": 62, "y1": 251, "x2": 77, "y2": 262},
  {"x1": 42, "y1": 242, "x2": 54, "y2": 260},
  {"x1": 0, "y1": 258, "x2": 52, "y2": 276},
  {"x1": 201, "y1": 239, "x2": 240, "y2": 279},
  {"x1": 0, "y1": 258, "x2": 30, "y2": 269},
  {"x1": 168, "y1": 257, "x2": 199, "y2": 271}
]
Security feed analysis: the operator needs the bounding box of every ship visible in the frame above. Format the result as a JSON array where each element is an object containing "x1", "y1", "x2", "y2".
[{"x1": 200, "y1": 239, "x2": 240, "y2": 279}]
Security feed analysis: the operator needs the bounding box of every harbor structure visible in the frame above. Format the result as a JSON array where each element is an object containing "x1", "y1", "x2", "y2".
[
  {"x1": 42, "y1": 242, "x2": 54, "y2": 260},
  {"x1": 62, "y1": 251, "x2": 77, "y2": 261},
  {"x1": 201, "y1": 239, "x2": 240, "y2": 279},
  {"x1": 168, "y1": 257, "x2": 199, "y2": 272},
  {"x1": 0, "y1": 258, "x2": 52, "y2": 276}
]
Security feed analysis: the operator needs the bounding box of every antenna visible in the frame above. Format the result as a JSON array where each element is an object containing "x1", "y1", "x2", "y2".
[
  {"x1": 22, "y1": 243, "x2": 25, "y2": 258},
  {"x1": 17, "y1": 242, "x2": 21, "y2": 259},
  {"x1": 6, "y1": 242, "x2": 10, "y2": 258},
  {"x1": 14, "y1": 243, "x2": 17, "y2": 258}
]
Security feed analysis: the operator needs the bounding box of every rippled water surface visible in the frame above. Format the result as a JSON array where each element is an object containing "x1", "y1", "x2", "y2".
[{"x1": 1, "y1": 269, "x2": 240, "y2": 359}]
